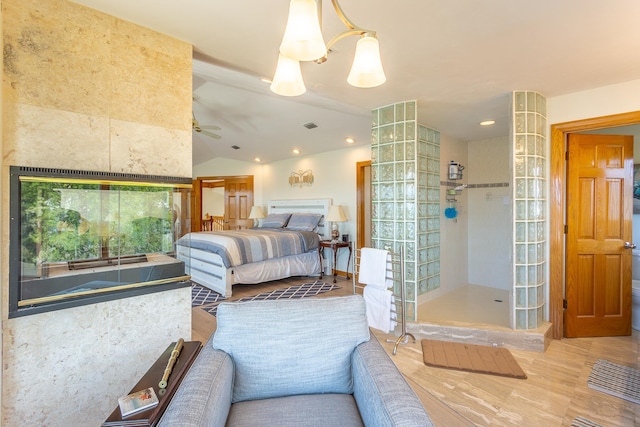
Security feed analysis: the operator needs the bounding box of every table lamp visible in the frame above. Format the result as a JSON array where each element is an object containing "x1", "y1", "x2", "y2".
[
  {"x1": 326, "y1": 205, "x2": 347, "y2": 242},
  {"x1": 248, "y1": 206, "x2": 265, "y2": 227}
]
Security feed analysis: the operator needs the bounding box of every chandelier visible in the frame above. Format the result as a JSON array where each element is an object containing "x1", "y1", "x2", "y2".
[{"x1": 270, "y1": 0, "x2": 386, "y2": 96}]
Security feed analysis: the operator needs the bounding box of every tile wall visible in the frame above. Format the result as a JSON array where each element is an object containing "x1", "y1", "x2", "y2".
[
  {"x1": 371, "y1": 101, "x2": 440, "y2": 321},
  {"x1": 1, "y1": 0, "x2": 193, "y2": 424},
  {"x1": 512, "y1": 91, "x2": 547, "y2": 329}
]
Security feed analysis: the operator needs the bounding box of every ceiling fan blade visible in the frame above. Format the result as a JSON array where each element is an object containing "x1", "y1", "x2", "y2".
[
  {"x1": 200, "y1": 129, "x2": 222, "y2": 139},
  {"x1": 200, "y1": 125, "x2": 222, "y2": 130}
]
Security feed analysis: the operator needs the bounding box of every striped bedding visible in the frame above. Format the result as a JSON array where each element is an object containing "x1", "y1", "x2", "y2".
[{"x1": 176, "y1": 228, "x2": 320, "y2": 269}]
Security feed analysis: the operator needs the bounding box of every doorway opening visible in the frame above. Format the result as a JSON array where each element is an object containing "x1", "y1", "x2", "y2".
[{"x1": 191, "y1": 175, "x2": 254, "y2": 232}]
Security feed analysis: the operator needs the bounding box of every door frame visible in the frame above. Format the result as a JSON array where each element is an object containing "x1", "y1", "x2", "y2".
[
  {"x1": 355, "y1": 160, "x2": 371, "y2": 250},
  {"x1": 550, "y1": 110, "x2": 640, "y2": 339}
]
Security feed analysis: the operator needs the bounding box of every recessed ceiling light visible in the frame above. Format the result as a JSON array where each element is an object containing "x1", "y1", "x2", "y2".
[
  {"x1": 480, "y1": 120, "x2": 496, "y2": 126},
  {"x1": 345, "y1": 137, "x2": 355, "y2": 144},
  {"x1": 254, "y1": 157, "x2": 261, "y2": 162},
  {"x1": 292, "y1": 148, "x2": 300, "y2": 154}
]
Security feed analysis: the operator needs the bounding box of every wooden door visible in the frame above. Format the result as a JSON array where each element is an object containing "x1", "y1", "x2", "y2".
[
  {"x1": 565, "y1": 133, "x2": 633, "y2": 337},
  {"x1": 224, "y1": 177, "x2": 253, "y2": 229}
]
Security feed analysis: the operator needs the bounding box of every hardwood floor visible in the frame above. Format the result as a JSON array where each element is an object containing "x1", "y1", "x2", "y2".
[{"x1": 191, "y1": 276, "x2": 640, "y2": 427}]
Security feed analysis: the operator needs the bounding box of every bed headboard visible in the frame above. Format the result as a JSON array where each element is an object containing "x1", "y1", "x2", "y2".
[{"x1": 268, "y1": 198, "x2": 332, "y2": 240}]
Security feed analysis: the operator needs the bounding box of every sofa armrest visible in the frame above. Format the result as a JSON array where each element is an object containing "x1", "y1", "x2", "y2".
[
  {"x1": 158, "y1": 342, "x2": 234, "y2": 427},
  {"x1": 352, "y1": 335, "x2": 434, "y2": 427}
]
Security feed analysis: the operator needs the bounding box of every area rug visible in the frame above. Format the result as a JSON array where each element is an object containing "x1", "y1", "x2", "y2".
[
  {"x1": 191, "y1": 282, "x2": 226, "y2": 307},
  {"x1": 587, "y1": 359, "x2": 640, "y2": 404},
  {"x1": 421, "y1": 339, "x2": 527, "y2": 379},
  {"x1": 570, "y1": 416, "x2": 603, "y2": 427},
  {"x1": 203, "y1": 280, "x2": 340, "y2": 316}
]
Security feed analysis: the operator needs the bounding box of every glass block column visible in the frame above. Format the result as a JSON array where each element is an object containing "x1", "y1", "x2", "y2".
[
  {"x1": 512, "y1": 91, "x2": 547, "y2": 329},
  {"x1": 371, "y1": 101, "x2": 440, "y2": 321}
]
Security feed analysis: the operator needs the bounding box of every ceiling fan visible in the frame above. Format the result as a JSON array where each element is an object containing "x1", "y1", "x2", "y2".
[{"x1": 192, "y1": 112, "x2": 222, "y2": 139}]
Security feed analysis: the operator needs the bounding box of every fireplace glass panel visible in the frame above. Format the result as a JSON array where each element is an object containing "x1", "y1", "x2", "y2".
[{"x1": 9, "y1": 167, "x2": 192, "y2": 316}]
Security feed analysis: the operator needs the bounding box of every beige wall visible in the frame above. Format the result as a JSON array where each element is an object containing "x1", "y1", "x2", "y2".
[
  {"x1": 196, "y1": 145, "x2": 371, "y2": 273},
  {"x1": 425, "y1": 133, "x2": 469, "y2": 304},
  {"x1": 1, "y1": 0, "x2": 193, "y2": 424},
  {"x1": 467, "y1": 136, "x2": 511, "y2": 290}
]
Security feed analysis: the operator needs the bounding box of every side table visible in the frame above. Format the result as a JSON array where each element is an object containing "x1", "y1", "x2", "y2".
[
  {"x1": 102, "y1": 340, "x2": 201, "y2": 427},
  {"x1": 320, "y1": 240, "x2": 352, "y2": 283}
]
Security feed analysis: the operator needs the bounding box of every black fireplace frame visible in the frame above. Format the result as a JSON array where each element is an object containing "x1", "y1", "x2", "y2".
[{"x1": 9, "y1": 166, "x2": 193, "y2": 318}]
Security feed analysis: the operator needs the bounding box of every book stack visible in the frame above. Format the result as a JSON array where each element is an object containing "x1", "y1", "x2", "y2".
[{"x1": 118, "y1": 387, "x2": 159, "y2": 418}]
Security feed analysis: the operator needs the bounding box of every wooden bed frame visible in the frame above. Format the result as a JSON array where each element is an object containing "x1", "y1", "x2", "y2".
[{"x1": 177, "y1": 198, "x2": 332, "y2": 296}]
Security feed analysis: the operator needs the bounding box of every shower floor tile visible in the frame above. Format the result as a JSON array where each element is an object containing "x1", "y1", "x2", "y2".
[{"x1": 417, "y1": 284, "x2": 510, "y2": 327}]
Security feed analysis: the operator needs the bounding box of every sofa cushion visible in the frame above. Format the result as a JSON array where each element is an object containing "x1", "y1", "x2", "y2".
[
  {"x1": 213, "y1": 295, "x2": 370, "y2": 403},
  {"x1": 226, "y1": 394, "x2": 364, "y2": 427}
]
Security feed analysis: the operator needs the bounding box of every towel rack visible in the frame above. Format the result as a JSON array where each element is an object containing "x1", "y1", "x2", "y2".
[{"x1": 352, "y1": 246, "x2": 415, "y2": 355}]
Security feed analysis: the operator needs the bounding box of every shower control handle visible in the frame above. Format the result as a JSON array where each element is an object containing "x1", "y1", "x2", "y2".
[{"x1": 624, "y1": 242, "x2": 636, "y2": 249}]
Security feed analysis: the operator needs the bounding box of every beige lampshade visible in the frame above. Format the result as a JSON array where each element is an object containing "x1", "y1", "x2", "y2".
[
  {"x1": 248, "y1": 206, "x2": 265, "y2": 219},
  {"x1": 270, "y1": 54, "x2": 306, "y2": 96},
  {"x1": 326, "y1": 205, "x2": 347, "y2": 222},
  {"x1": 279, "y1": 0, "x2": 326, "y2": 62},
  {"x1": 347, "y1": 35, "x2": 386, "y2": 88}
]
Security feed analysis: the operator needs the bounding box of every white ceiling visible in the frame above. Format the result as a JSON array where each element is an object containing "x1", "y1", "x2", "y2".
[{"x1": 70, "y1": 1, "x2": 640, "y2": 166}]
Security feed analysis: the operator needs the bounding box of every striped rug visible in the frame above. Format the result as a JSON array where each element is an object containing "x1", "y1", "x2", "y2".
[
  {"x1": 587, "y1": 359, "x2": 640, "y2": 404},
  {"x1": 203, "y1": 280, "x2": 340, "y2": 316},
  {"x1": 570, "y1": 416, "x2": 603, "y2": 427}
]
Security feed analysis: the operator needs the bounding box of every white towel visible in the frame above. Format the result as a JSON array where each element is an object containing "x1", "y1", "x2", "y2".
[
  {"x1": 359, "y1": 248, "x2": 391, "y2": 289},
  {"x1": 363, "y1": 286, "x2": 397, "y2": 333}
]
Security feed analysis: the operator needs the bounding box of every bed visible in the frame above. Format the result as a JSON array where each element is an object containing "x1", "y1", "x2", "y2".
[{"x1": 176, "y1": 199, "x2": 332, "y2": 297}]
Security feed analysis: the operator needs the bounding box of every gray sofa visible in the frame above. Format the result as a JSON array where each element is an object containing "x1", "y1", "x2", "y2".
[{"x1": 159, "y1": 295, "x2": 434, "y2": 427}]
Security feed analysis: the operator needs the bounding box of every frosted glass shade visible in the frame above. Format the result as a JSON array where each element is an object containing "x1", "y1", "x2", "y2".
[
  {"x1": 279, "y1": 0, "x2": 326, "y2": 61},
  {"x1": 270, "y1": 54, "x2": 306, "y2": 96},
  {"x1": 347, "y1": 36, "x2": 386, "y2": 88}
]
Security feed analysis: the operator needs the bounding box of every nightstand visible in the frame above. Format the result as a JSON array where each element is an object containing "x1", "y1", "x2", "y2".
[{"x1": 320, "y1": 240, "x2": 352, "y2": 283}]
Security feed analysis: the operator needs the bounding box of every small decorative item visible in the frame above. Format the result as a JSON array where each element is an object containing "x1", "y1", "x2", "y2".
[
  {"x1": 444, "y1": 207, "x2": 457, "y2": 219},
  {"x1": 289, "y1": 169, "x2": 314, "y2": 187},
  {"x1": 326, "y1": 205, "x2": 347, "y2": 242}
]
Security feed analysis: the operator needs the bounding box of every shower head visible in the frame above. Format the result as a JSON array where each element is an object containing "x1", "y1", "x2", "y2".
[{"x1": 454, "y1": 184, "x2": 467, "y2": 191}]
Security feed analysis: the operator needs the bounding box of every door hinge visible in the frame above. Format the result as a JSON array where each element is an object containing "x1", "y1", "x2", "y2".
[
  {"x1": 564, "y1": 225, "x2": 568, "y2": 234},
  {"x1": 565, "y1": 151, "x2": 569, "y2": 161},
  {"x1": 563, "y1": 299, "x2": 567, "y2": 309}
]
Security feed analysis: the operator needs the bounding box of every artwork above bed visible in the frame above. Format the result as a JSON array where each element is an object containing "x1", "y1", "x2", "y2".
[{"x1": 176, "y1": 198, "x2": 333, "y2": 296}]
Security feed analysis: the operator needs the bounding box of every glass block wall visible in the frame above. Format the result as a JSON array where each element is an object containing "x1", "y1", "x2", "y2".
[
  {"x1": 371, "y1": 100, "x2": 440, "y2": 321},
  {"x1": 512, "y1": 91, "x2": 547, "y2": 329}
]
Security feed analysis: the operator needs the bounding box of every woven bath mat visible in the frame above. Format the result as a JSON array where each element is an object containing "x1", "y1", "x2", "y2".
[{"x1": 421, "y1": 339, "x2": 527, "y2": 379}]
